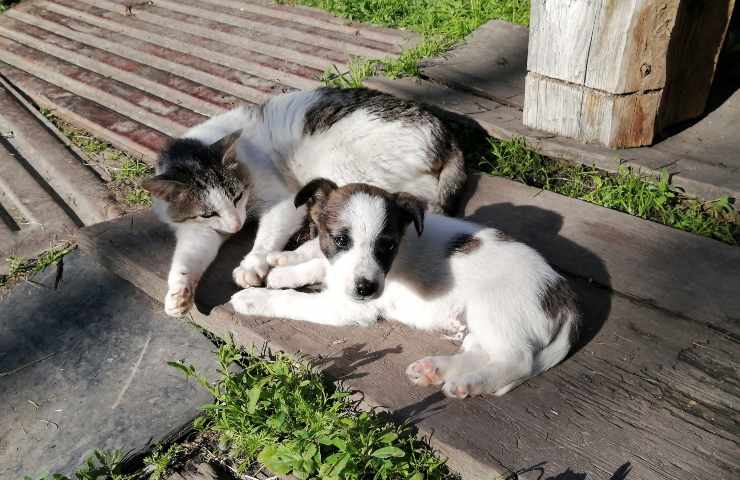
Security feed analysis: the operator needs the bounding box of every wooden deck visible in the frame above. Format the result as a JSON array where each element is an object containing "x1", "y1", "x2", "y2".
[
  {"x1": 79, "y1": 175, "x2": 740, "y2": 480},
  {"x1": 0, "y1": 0, "x2": 416, "y2": 158}
]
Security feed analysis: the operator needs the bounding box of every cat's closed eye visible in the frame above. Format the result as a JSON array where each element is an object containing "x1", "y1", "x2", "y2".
[
  {"x1": 233, "y1": 191, "x2": 244, "y2": 205},
  {"x1": 202, "y1": 211, "x2": 219, "y2": 218}
]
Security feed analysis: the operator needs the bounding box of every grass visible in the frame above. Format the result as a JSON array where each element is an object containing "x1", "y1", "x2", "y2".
[
  {"x1": 169, "y1": 342, "x2": 456, "y2": 480},
  {"x1": 0, "y1": 241, "x2": 76, "y2": 289},
  {"x1": 40, "y1": 109, "x2": 154, "y2": 208},
  {"x1": 286, "y1": 0, "x2": 530, "y2": 82},
  {"x1": 481, "y1": 138, "x2": 739, "y2": 244}
]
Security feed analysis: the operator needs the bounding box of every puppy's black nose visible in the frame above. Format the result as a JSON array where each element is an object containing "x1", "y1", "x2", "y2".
[{"x1": 355, "y1": 278, "x2": 378, "y2": 298}]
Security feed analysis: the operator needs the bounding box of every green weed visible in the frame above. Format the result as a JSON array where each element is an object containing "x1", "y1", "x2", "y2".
[
  {"x1": 480, "y1": 137, "x2": 739, "y2": 244},
  {"x1": 143, "y1": 444, "x2": 184, "y2": 480},
  {"x1": 1, "y1": 242, "x2": 76, "y2": 288},
  {"x1": 40, "y1": 109, "x2": 152, "y2": 209},
  {"x1": 170, "y1": 343, "x2": 456, "y2": 480},
  {"x1": 25, "y1": 449, "x2": 136, "y2": 480}
]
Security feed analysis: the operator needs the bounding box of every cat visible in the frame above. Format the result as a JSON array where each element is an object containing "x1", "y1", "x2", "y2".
[{"x1": 143, "y1": 87, "x2": 469, "y2": 317}]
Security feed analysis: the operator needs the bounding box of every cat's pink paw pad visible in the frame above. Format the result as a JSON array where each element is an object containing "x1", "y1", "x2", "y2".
[{"x1": 406, "y1": 359, "x2": 444, "y2": 386}]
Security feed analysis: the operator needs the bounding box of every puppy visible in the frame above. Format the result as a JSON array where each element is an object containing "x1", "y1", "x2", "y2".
[{"x1": 230, "y1": 179, "x2": 581, "y2": 398}]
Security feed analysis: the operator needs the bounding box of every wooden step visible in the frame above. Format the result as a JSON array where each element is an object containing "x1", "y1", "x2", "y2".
[{"x1": 79, "y1": 175, "x2": 740, "y2": 480}]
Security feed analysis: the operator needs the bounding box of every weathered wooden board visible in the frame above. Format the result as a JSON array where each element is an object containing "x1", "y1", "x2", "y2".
[
  {"x1": 524, "y1": 0, "x2": 736, "y2": 147},
  {"x1": 79, "y1": 176, "x2": 740, "y2": 480}
]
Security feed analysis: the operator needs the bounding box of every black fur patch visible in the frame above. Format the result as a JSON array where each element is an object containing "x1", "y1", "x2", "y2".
[
  {"x1": 303, "y1": 87, "x2": 456, "y2": 166},
  {"x1": 446, "y1": 234, "x2": 481, "y2": 256},
  {"x1": 540, "y1": 277, "x2": 580, "y2": 346}
]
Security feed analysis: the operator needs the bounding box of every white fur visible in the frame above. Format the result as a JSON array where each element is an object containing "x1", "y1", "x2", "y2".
[
  {"x1": 232, "y1": 205, "x2": 578, "y2": 398},
  {"x1": 159, "y1": 89, "x2": 455, "y2": 316}
]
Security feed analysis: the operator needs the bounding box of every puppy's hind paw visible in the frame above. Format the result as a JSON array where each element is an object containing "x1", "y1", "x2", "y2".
[
  {"x1": 442, "y1": 376, "x2": 485, "y2": 399},
  {"x1": 406, "y1": 358, "x2": 445, "y2": 387}
]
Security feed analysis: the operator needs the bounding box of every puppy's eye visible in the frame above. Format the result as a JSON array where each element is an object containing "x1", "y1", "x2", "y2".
[
  {"x1": 378, "y1": 238, "x2": 396, "y2": 252},
  {"x1": 334, "y1": 234, "x2": 350, "y2": 249},
  {"x1": 202, "y1": 211, "x2": 219, "y2": 218},
  {"x1": 233, "y1": 191, "x2": 244, "y2": 205}
]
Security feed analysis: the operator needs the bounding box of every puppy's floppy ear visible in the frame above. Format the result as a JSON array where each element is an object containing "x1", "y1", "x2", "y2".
[
  {"x1": 394, "y1": 192, "x2": 426, "y2": 236},
  {"x1": 209, "y1": 129, "x2": 243, "y2": 166},
  {"x1": 294, "y1": 178, "x2": 338, "y2": 208},
  {"x1": 141, "y1": 174, "x2": 189, "y2": 202}
]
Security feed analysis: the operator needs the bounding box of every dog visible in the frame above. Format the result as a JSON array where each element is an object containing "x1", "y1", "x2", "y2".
[
  {"x1": 229, "y1": 179, "x2": 581, "y2": 398},
  {"x1": 143, "y1": 87, "x2": 469, "y2": 317}
]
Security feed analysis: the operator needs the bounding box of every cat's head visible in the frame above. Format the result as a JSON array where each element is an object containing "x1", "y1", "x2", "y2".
[{"x1": 142, "y1": 130, "x2": 251, "y2": 234}]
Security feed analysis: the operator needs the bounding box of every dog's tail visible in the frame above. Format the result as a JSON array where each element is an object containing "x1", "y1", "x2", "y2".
[
  {"x1": 533, "y1": 291, "x2": 581, "y2": 376},
  {"x1": 435, "y1": 146, "x2": 467, "y2": 215}
]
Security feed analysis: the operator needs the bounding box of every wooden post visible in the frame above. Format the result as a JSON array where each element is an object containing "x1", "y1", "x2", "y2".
[{"x1": 523, "y1": 0, "x2": 736, "y2": 148}]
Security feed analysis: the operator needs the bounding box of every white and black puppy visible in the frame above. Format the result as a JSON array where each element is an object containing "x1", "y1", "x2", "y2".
[
  {"x1": 142, "y1": 87, "x2": 468, "y2": 317},
  {"x1": 230, "y1": 179, "x2": 581, "y2": 398}
]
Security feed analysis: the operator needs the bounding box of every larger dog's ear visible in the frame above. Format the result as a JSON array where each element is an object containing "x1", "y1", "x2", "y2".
[
  {"x1": 141, "y1": 174, "x2": 189, "y2": 202},
  {"x1": 294, "y1": 178, "x2": 338, "y2": 208},
  {"x1": 394, "y1": 192, "x2": 426, "y2": 236}
]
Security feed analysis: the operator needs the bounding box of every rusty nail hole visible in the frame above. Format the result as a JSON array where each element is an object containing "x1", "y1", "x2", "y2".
[{"x1": 640, "y1": 63, "x2": 652, "y2": 77}]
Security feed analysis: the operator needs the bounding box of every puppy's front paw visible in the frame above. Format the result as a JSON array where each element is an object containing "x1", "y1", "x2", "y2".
[
  {"x1": 229, "y1": 288, "x2": 274, "y2": 316},
  {"x1": 233, "y1": 254, "x2": 271, "y2": 287},
  {"x1": 406, "y1": 358, "x2": 445, "y2": 387},
  {"x1": 265, "y1": 266, "x2": 303, "y2": 289},
  {"x1": 164, "y1": 286, "x2": 194, "y2": 317},
  {"x1": 266, "y1": 251, "x2": 306, "y2": 267}
]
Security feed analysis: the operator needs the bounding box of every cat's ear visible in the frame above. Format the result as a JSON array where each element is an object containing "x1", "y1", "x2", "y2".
[
  {"x1": 294, "y1": 178, "x2": 338, "y2": 208},
  {"x1": 141, "y1": 175, "x2": 189, "y2": 202},
  {"x1": 209, "y1": 129, "x2": 242, "y2": 166}
]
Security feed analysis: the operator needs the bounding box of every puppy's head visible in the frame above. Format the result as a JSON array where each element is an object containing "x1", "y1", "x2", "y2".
[{"x1": 295, "y1": 178, "x2": 425, "y2": 301}]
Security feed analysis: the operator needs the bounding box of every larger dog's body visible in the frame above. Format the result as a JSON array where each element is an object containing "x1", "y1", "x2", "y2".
[
  {"x1": 143, "y1": 88, "x2": 467, "y2": 316},
  {"x1": 230, "y1": 180, "x2": 580, "y2": 398}
]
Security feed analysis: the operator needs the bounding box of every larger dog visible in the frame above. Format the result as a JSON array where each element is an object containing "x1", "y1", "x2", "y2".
[{"x1": 143, "y1": 88, "x2": 468, "y2": 316}]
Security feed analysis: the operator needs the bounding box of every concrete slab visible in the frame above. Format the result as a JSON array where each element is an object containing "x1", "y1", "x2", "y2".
[
  {"x1": 0, "y1": 251, "x2": 218, "y2": 479},
  {"x1": 78, "y1": 175, "x2": 740, "y2": 480}
]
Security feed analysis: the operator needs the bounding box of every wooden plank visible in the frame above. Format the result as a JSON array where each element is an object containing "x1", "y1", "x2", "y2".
[
  {"x1": 33, "y1": 2, "x2": 320, "y2": 90},
  {"x1": 79, "y1": 175, "x2": 740, "y2": 480},
  {"x1": 70, "y1": 0, "x2": 342, "y2": 71}
]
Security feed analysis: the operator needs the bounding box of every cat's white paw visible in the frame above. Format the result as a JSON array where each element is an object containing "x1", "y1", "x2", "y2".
[
  {"x1": 164, "y1": 285, "x2": 194, "y2": 317},
  {"x1": 233, "y1": 254, "x2": 271, "y2": 287},
  {"x1": 229, "y1": 288, "x2": 274, "y2": 316},
  {"x1": 406, "y1": 358, "x2": 446, "y2": 387}
]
